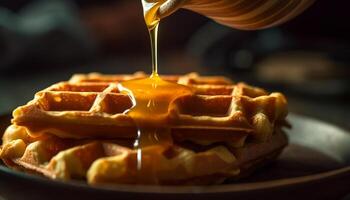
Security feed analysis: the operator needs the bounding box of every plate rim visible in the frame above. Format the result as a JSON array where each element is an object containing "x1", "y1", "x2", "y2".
[{"x1": 1, "y1": 161, "x2": 349, "y2": 194}]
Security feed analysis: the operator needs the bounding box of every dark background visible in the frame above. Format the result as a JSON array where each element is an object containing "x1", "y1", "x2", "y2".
[{"x1": 0, "y1": 0, "x2": 349, "y2": 130}]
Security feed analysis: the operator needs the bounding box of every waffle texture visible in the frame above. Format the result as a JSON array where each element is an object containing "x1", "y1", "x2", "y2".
[{"x1": 1, "y1": 72, "x2": 289, "y2": 185}]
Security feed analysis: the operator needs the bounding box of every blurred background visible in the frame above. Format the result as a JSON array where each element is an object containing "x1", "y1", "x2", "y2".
[{"x1": 0, "y1": 0, "x2": 349, "y2": 129}]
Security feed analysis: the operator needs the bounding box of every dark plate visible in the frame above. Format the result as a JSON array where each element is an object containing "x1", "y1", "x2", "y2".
[{"x1": 0, "y1": 113, "x2": 350, "y2": 200}]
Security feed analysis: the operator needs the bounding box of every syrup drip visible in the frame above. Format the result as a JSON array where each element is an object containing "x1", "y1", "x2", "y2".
[{"x1": 117, "y1": 0, "x2": 193, "y2": 183}]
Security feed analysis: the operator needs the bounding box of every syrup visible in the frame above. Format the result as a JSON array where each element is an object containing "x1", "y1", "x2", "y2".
[{"x1": 117, "y1": 0, "x2": 193, "y2": 182}]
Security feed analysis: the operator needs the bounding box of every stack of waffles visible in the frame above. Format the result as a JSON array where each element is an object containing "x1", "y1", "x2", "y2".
[{"x1": 0, "y1": 72, "x2": 289, "y2": 185}]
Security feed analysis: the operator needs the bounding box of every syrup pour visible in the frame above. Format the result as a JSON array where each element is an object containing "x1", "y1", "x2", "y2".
[{"x1": 117, "y1": 0, "x2": 193, "y2": 182}]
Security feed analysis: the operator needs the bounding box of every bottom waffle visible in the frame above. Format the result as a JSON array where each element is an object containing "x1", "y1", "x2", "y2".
[{"x1": 1, "y1": 125, "x2": 287, "y2": 185}]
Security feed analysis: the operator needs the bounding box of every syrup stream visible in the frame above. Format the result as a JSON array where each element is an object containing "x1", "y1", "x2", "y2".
[{"x1": 117, "y1": 0, "x2": 192, "y2": 183}]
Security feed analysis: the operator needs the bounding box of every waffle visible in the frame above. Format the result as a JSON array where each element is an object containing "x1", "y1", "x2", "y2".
[{"x1": 1, "y1": 72, "x2": 289, "y2": 185}]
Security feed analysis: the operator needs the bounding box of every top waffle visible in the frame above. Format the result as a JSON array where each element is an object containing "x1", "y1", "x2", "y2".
[{"x1": 12, "y1": 72, "x2": 288, "y2": 145}]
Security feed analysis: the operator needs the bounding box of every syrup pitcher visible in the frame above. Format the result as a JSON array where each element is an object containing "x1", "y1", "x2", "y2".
[{"x1": 157, "y1": 0, "x2": 315, "y2": 30}]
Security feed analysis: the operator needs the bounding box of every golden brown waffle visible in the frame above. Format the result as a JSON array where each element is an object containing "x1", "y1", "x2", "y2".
[
  {"x1": 1, "y1": 72, "x2": 289, "y2": 185},
  {"x1": 12, "y1": 72, "x2": 287, "y2": 141},
  {"x1": 1, "y1": 124, "x2": 287, "y2": 184}
]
